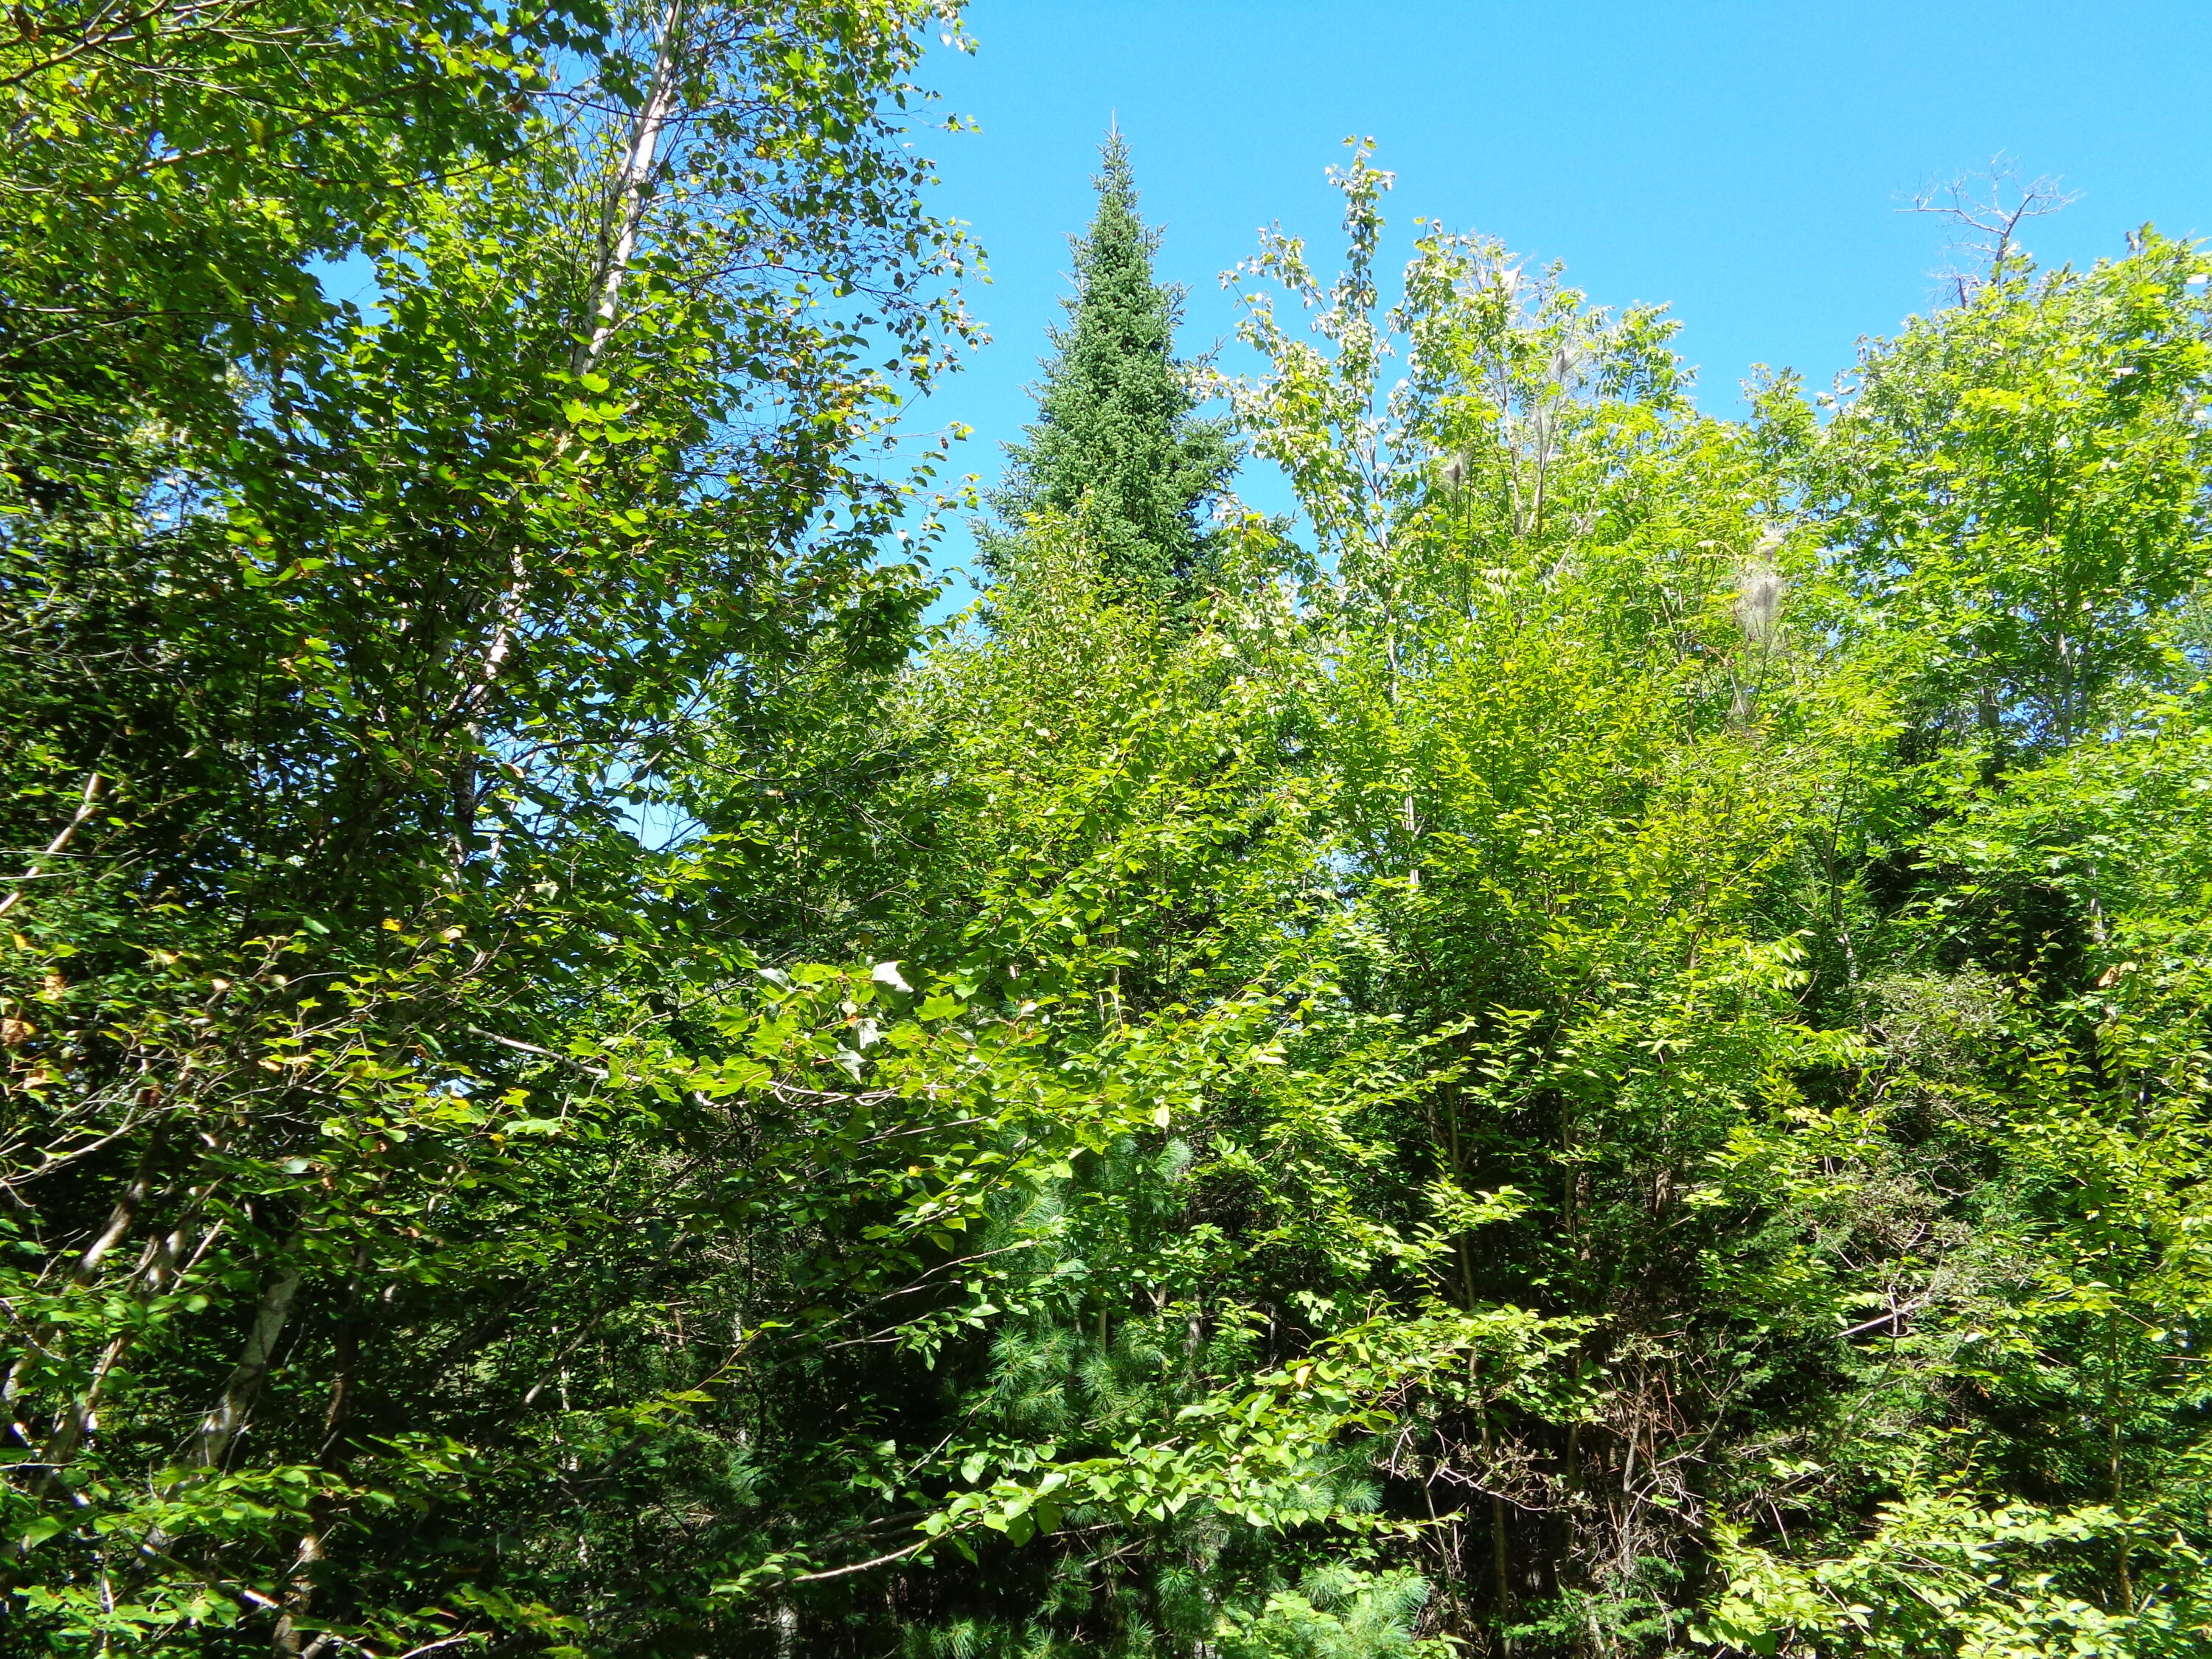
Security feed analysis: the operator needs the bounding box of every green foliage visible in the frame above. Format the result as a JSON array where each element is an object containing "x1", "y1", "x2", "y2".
[
  {"x1": 984, "y1": 131, "x2": 1239, "y2": 597},
  {"x1": 0, "y1": 1, "x2": 985, "y2": 1652},
  {"x1": 1217, "y1": 1566, "x2": 1452, "y2": 1659},
  {"x1": 1703, "y1": 1492, "x2": 2211, "y2": 1658},
  {"x1": 9, "y1": 18, "x2": 2212, "y2": 1655},
  {"x1": 1806, "y1": 233, "x2": 2212, "y2": 754}
]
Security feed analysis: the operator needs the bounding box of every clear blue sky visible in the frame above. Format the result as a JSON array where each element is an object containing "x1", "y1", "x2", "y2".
[{"x1": 908, "y1": 0, "x2": 2212, "y2": 597}]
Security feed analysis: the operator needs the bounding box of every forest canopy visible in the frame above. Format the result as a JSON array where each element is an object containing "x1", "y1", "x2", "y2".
[{"x1": 4, "y1": 5, "x2": 2212, "y2": 1658}]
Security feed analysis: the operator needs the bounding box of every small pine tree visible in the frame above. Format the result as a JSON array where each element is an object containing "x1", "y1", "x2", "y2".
[{"x1": 984, "y1": 129, "x2": 1238, "y2": 597}]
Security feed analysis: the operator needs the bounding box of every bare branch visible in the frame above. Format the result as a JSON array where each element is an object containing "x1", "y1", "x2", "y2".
[
  {"x1": 465, "y1": 1026, "x2": 610, "y2": 1080},
  {"x1": 789, "y1": 1538, "x2": 928, "y2": 1583},
  {"x1": 1901, "y1": 154, "x2": 2079, "y2": 304},
  {"x1": 0, "y1": 772, "x2": 103, "y2": 920}
]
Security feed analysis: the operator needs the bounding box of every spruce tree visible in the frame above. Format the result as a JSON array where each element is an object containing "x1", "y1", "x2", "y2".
[{"x1": 986, "y1": 129, "x2": 1238, "y2": 596}]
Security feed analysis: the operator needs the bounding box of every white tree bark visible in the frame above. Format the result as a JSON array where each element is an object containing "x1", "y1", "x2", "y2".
[{"x1": 453, "y1": 0, "x2": 690, "y2": 849}]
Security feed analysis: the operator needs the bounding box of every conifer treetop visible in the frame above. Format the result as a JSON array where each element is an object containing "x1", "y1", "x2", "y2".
[{"x1": 987, "y1": 129, "x2": 1238, "y2": 597}]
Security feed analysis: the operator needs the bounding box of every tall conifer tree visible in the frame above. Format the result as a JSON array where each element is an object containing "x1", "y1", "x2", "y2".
[{"x1": 986, "y1": 129, "x2": 1237, "y2": 594}]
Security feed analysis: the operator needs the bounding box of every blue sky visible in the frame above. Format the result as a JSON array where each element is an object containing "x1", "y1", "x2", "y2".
[{"x1": 905, "y1": 0, "x2": 2212, "y2": 597}]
